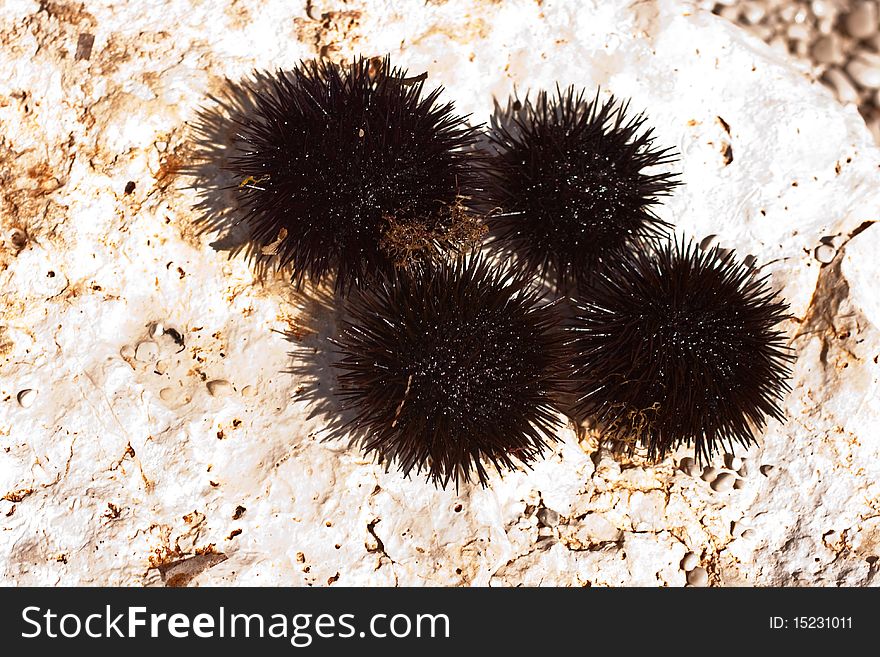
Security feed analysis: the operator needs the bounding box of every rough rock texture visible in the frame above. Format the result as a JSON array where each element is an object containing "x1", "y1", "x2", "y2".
[
  {"x1": 703, "y1": 0, "x2": 880, "y2": 143},
  {"x1": 1, "y1": 0, "x2": 879, "y2": 586}
]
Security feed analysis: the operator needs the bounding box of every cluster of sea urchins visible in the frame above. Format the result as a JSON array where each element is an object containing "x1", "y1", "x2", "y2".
[{"x1": 199, "y1": 57, "x2": 793, "y2": 487}]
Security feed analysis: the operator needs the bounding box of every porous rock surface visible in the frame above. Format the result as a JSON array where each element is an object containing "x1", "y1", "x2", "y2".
[{"x1": 0, "y1": 0, "x2": 878, "y2": 586}]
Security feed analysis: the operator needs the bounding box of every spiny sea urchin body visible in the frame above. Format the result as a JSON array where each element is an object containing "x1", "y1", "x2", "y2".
[
  {"x1": 570, "y1": 240, "x2": 793, "y2": 462},
  {"x1": 221, "y1": 57, "x2": 483, "y2": 290},
  {"x1": 484, "y1": 88, "x2": 678, "y2": 292},
  {"x1": 331, "y1": 257, "x2": 569, "y2": 488}
]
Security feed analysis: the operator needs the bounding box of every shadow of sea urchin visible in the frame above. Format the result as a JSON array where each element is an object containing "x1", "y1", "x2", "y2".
[
  {"x1": 570, "y1": 240, "x2": 793, "y2": 462},
  {"x1": 484, "y1": 88, "x2": 678, "y2": 292},
  {"x1": 197, "y1": 57, "x2": 483, "y2": 291},
  {"x1": 331, "y1": 256, "x2": 569, "y2": 488}
]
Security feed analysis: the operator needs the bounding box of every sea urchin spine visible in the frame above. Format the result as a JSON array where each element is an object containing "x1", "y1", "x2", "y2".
[
  {"x1": 570, "y1": 240, "x2": 793, "y2": 462},
  {"x1": 222, "y1": 57, "x2": 483, "y2": 291},
  {"x1": 484, "y1": 87, "x2": 679, "y2": 292},
  {"x1": 331, "y1": 256, "x2": 569, "y2": 488}
]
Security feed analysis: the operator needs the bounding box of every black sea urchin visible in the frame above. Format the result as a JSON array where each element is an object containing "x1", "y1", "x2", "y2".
[
  {"x1": 570, "y1": 241, "x2": 793, "y2": 461},
  {"x1": 484, "y1": 88, "x2": 678, "y2": 292},
  {"x1": 221, "y1": 57, "x2": 482, "y2": 290},
  {"x1": 331, "y1": 257, "x2": 568, "y2": 488}
]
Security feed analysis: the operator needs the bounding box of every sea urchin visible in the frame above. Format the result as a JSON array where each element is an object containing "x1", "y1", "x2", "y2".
[
  {"x1": 484, "y1": 88, "x2": 678, "y2": 292},
  {"x1": 570, "y1": 240, "x2": 793, "y2": 461},
  {"x1": 221, "y1": 57, "x2": 483, "y2": 290},
  {"x1": 331, "y1": 256, "x2": 569, "y2": 488}
]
